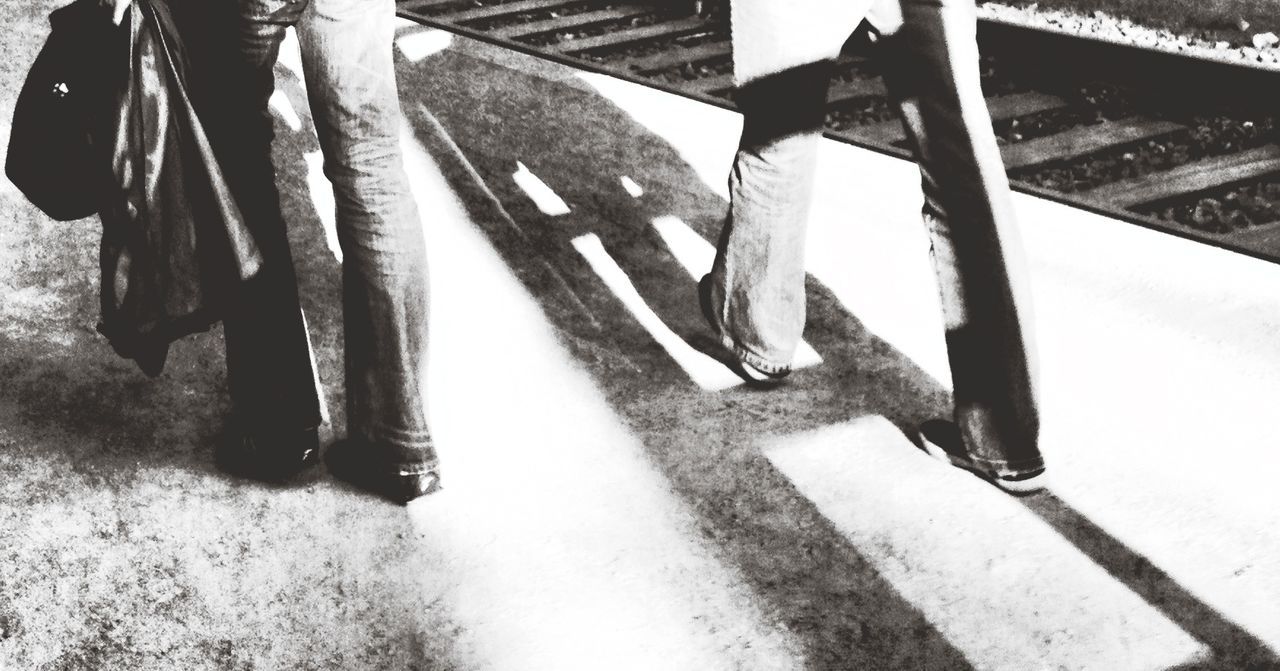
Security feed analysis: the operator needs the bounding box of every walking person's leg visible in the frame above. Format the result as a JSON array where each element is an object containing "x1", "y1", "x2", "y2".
[
  {"x1": 294, "y1": 0, "x2": 437, "y2": 503},
  {"x1": 701, "y1": 63, "x2": 831, "y2": 384},
  {"x1": 877, "y1": 0, "x2": 1045, "y2": 491},
  {"x1": 215, "y1": 0, "x2": 325, "y2": 479}
]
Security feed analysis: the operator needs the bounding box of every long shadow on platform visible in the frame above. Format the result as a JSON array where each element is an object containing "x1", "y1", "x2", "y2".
[
  {"x1": 400, "y1": 44, "x2": 966, "y2": 671},
  {"x1": 396, "y1": 41, "x2": 1280, "y2": 670},
  {"x1": 400, "y1": 45, "x2": 963, "y2": 670},
  {"x1": 1024, "y1": 493, "x2": 1280, "y2": 670},
  {"x1": 0, "y1": 189, "x2": 230, "y2": 494}
]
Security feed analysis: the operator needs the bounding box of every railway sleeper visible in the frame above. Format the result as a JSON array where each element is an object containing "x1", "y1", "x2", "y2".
[
  {"x1": 492, "y1": 6, "x2": 653, "y2": 40},
  {"x1": 443, "y1": 0, "x2": 583, "y2": 24},
  {"x1": 556, "y1": 17, "x2": 713, "y2": 54},
  {"x1": 1082, "y1": 144, "x2": 1280, "y2": 210},
  {"x1": 1001, "y1": 117, "x2": 1186, "y2": 171}
]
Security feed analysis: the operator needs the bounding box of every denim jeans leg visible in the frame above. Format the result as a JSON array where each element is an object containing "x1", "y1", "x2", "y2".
[
  {"x1": 709, "y1": 64, "x2": 831, "y2": 373},
  {"x1": 296, "y1": 0, "x2": 434, "y2": 468},
  {"x1": 879, "y1": 0, "x2": 1043, "y2": 475},
  {"x1": 220, "y1": 0, "x2": 324, "y2": 435}
]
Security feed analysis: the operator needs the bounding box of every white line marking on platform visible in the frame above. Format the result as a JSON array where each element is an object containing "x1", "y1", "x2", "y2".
[
  {"x1": 513, "y1": 161, "x2": 572, "y2": 216},
  {"x1": 396, "y1": 28, "x2": 454, "y2": 63},
  {"x1": 620, "y1": 175, "x2": 644, "y2": 198},
  {"x1": 572, "y1": 233, "x2": 745, "y2": 390},
  {"x1": 303, "y1": 151, "x2": 342, "y2": 263},
  {"x1": 268, "y1": 89, "x2": 303, "y2": 132}
]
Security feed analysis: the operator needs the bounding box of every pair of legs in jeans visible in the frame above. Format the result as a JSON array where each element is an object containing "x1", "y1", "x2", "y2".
[
  {"x1": 204, "y1": 0, "x2": 436, "y2": 501},
  {"x1": 704, "y1": 0, "x2": 1045, "y2": 491}
]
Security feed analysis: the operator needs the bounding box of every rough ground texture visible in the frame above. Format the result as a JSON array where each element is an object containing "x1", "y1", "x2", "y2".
[
  {"x1": 2, "y1": 5, "x2": 445, "y2": 670},
  {"x1": 4, "y1": 3, "x2": 1280, "y2": 671},
  {"x1": 980, "y1": 1, "x2": 1280, "y2": 68},
  {"x1": 988, "y1": 0, "x2": 1280, "y2": 37},
  {"x1": 0, "y1": 5, "x2": 953, "y2": 668}
]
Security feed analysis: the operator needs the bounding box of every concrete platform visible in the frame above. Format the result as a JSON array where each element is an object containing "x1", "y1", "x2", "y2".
[{"x1": 2, "y1": 7, "x2": 1279, "y2": 669}]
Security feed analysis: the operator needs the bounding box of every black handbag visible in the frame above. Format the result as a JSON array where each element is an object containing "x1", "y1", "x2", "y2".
[{"x1": 6, "y1": 0, "x2": 118, "y2": 221}]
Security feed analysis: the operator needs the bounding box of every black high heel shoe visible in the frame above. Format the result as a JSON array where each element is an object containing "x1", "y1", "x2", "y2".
[{"x1": 215, "y1": 423, "x2": 320, "y2": 483}]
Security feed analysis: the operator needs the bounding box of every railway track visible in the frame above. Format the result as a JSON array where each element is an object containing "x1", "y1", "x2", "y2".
[{"x1": 395, "y1": 0, "x2": 1280, "y2": 262}]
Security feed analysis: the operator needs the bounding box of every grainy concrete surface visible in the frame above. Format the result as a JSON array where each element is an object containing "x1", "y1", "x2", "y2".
[{"x1": 2, "y1": 5, "x2": 1280, "y2": 670}]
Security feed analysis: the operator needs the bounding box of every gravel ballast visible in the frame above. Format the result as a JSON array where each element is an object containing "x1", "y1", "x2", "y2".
[{"x1": 978, "y1": 2, "x2": 1280, "y2": 69}]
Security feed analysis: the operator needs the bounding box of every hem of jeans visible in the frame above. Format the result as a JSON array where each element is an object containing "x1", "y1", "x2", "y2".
[
  {"x1": 701, "y1": 273, "x2": 794, "y2": 376},
  {"x1": 358, "y1": 422, "x2": 437, "y2": 466},
  {"x1": 718, "y1": 331, "x2": 793, "y2": 376},
  {"x1": 966, "y1": 452, "x2": 1045, "y2": 479}
]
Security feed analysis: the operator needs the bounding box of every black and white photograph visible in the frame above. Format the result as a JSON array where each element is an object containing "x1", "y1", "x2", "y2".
[{"x1": 2, "y1": 0, "x2": 1278, "y2": 668}]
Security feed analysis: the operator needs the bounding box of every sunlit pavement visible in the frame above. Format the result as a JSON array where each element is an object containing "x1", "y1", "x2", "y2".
[{"x1": 1, "y1": 8, "x2": 1278, "y2": 669}]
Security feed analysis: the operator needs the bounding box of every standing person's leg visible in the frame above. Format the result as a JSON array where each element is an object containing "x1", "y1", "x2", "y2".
[
  {"x1": 877, "y1": 0, "x2": 1045, "y2": 490},
  {"x1": 214, "y1": 0, "x2": 324, "y2": 478},
  {"x1": 701, "y1": 63, "x2": 831, "y2": 383},
  {"x1": 295, "y1": 0, "x2": 436, "y2": 503}
]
